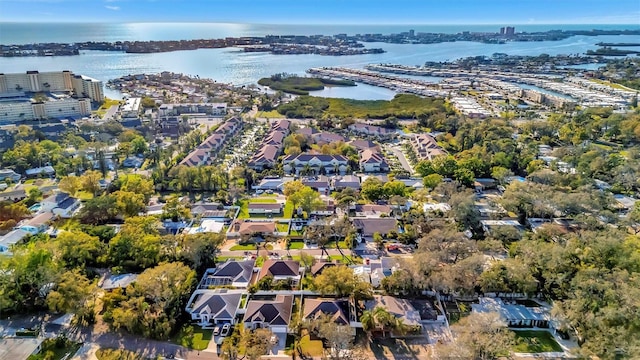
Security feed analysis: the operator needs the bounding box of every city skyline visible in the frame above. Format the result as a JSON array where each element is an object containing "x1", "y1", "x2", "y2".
[{"x1": 0, "y1": 0, "x2": 638, "y2": 24}]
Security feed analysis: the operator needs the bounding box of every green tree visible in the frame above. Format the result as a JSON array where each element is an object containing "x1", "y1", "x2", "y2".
[
  {"x1": 423, "y1": 173, "x2": 444, "y2": 189},
  {"x1": 361, "y1": 177, "x2": 386, "y2": 202},
  {"x1": 289, "y1": 186, "x2": 323, "y2": 215},
  {"x1": 435, "y1": 312, "x2": 515, "y2": 360},
  {"x1": 312, "y1": 265, "x2": 372, "y2": 299},
  {"x1": 58, "y1": 175, "x2": 82, "y2": 196}
]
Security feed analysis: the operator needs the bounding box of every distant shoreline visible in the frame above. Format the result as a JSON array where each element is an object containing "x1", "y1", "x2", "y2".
[{"x1": 2, "y1": 28, "x2": 639, "y2": 58}]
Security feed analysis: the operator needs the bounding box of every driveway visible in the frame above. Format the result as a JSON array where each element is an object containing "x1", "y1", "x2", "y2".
[{"x1": 386, "y1": 146, "x2": 414, "y2": 174}]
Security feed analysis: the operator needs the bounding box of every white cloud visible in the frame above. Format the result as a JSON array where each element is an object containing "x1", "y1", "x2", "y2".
[{"x1": 105, "y1": 5, "x2": 120, "y2": 10}]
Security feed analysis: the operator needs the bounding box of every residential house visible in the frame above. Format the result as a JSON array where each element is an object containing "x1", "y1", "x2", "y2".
[
  {"x1": 348, "y1": 123, "x2": 396, "y2": 140},
  {"x1": 310, "y1": 261, "x2": 337, "y2": 277},
  {"x1": 355, "y1": 204, "x2": 392, "y2": 217},
  {"x1": 186, "y1": 290, "x2": 243, "y2": 328},
  {"x1": 248, "y1": 203, "x2": 283, "y2": 215},
  {"x1": 333, "y1": 175, "x2": 361, "y2": 190},
  {"x1": 248, "y1": 120, "x2": 290, "y2": 171},
  {"x1": 25, "y1": 166, "x2": 55, "y2": 178},
  {"x1": 0, "y1": 229, "x2": 29, "y2": 255},
  {"x1": 227, "y1": 219, "x2": 277, "y2": 239},
  {"x1": 197, "y1": 260, "x2": 255, "y2": 289},
  {"x1": 349, "y1": 139, "x2": 379, "y2": 152},
  {"x1": 244, "y1": 294, "x2": 294, "y2": 334},
  {"x1": 180, "y1": 117, "x2": 243, "y2": 167},
  {"x1": 313, "y1": 131, "x2": 346, "y2": 144},
  {"x1": 359, "y1": 148, "x2": 389, "y2": 173},
  {"x1": 302, "y1": 175, "x2": 331, "y2": 193},
  {"x1": 311, "y1": 196, "x2": 336, "y2": 216},
  {"x1": 0, "y1": 338, "x2": 44, "y2": 360},
  {"x1": 303, "y1": 298, "x2": 350, "y2": 326},
  {"x1": 352, "y1": 218, "x2": 398, "y2": 238},
  {"x1": 0, "y1": 189, "x2": 26, "y2": 202},
  {"x1": 481, "y1": 220, "x2": 525, "y2": 236},
  {"x1": 101, "y1": 273, "x2": 139, "y2": 291},
  {"x1": 52, "y1": 196, "x2": 82, "y2": 218},
  {"x1": 411, "y1": 134, "x2": 447, "y2": 161},
  {"x1": 247, "y1": 145, "x2": 280, "y2": 171},
  {"x1": 0, "y1": 168, "x2": 21, "y2": 182},
  {"x1": 190, "y1": 202, "x2": 223, "y2": 217},
  {"x1": 122, "y1": 156, "x2": 144, "y2": 168},
  {"x1": 472, "y1": 297, "x2": 551, "y2": 328},
  {"x1": 18, "y1": 212, "x2": 53, "y2": 235},
  {"x1": 253, "y1": 177, "x2": 295, "y2": 191},
  {"x1": 258, "y1": 259, "x2": 302, "y2": 285},
  {"x1": 158, "y1": 102, "x2": 227, "y2": 117},
  {"x1": 282, "y1": 154, "x2": 348, "y2": 175},
  {"x1": 360, "y1": 295, "x2": 422, "y2": 334}
]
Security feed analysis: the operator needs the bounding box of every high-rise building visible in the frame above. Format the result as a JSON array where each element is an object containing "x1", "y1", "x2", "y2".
[
  {"x1": 0, "y1": 70, "x2": 103, "y2": 102},
  {"x1": 506, "y1": 26, "x2": 515, "y2": 36},
  {"x1": 499, "y1": 27, "x2": 506, "y2": 35},
  {"x1": 0, "y1": 70, "x2": 102, "y2": 123}
]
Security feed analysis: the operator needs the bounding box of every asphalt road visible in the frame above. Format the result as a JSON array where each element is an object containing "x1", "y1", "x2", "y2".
[{"x1": 387, "y1": 146, "x2": 414, "y2": 174}]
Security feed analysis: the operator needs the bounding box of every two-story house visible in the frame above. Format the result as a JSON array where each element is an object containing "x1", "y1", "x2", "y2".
[{"x1": 282, "y1": 154, "x2": 348, "y2": 175}]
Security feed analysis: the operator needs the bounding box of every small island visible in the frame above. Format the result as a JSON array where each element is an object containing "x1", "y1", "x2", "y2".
[{"x1": 258, "y1": 73, "x2": 356, "y2": 95}]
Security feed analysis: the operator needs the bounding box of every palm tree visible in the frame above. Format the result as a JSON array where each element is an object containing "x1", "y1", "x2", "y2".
[{"x1": 361, "y1": 306, "x2": 398, "y2": 338}]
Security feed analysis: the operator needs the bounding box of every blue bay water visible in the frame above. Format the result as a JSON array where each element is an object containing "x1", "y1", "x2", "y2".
[{"x1": 1, "y1": 23, "x2": 639, "y2": 100}]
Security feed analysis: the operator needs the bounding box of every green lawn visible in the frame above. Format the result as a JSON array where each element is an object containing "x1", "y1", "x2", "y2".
[
  {"x1": 249, "y1": 197, "x2": 278, "y2": 204},
  {"x1": 216, "y1": 256, "x2": 245, "y2": 263},
  {"x1": 237, "y1": 199, "x2": 249, "y2": 219},
  {"x1": 283, "y1": 200, "x2": 294, "y2": 218},
  {"x1": 288, "y1": 241, "x2": 305, "y2": 249},
  {"x1": 512, "y1": 330, "x2": 563, "y2": 353},
  {"x1": 325, "y1": 240, "x2": 348, "y2": 249},
  {"x1": 230, "y1": 243, "x2": 257, "y2": 251},
  {"x1": 257, "y1": 110, "x2": 285, "y2": 119},
  {"x1": 172, "y1": 325, "x2": 213, "y2": 351},
  {"x1": 276, "y1": 223, "x2": 290, "y2": 232},
  {"x1": 28, "y1": 339, "x2": 81, "y2": 360},
  {"x1": 328, "y1": 255, "x2": 361, "y2": 264},
  {"x1": 299, "y1": 335, "x2": 324, "y2": 357}
]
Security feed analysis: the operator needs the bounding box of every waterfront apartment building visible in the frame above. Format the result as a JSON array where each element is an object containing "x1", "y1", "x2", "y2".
[
  {"x1": 0, "y1": 70, "x2": 104, "y2": 102},
  {"x1": 0, "y1": 70, "x2": 102, "y2": 123},
  {"x1": 0, "y1": 97, "x2": 91, "y2": 123},
  {"x1": 158, "y1": 103, "x2": 227, "y2": 117}
]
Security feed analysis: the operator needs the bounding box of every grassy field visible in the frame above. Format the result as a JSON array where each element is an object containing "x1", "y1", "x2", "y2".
[
  {"x1": 512, "y1": 330, "x2": 563, "y2": 353},
  {"x1": 276, "y1": 223, "x2": 290, "y2": 232},
  {"x1": 590, "y1": 78, "x2": 632, "y2": 90},
  {"x1": 299, "y1": 334, "x2": 324, "y2": 357},
  {"x1": 288, "y1": 241, "x2": 305, "y2": 249},
  {"x1": 230, "y1": 243, "x2": 257, "y2": 251},
  {"x1": 172, "y1": 325, "x2": 213, "y2": 351},
  {"x1": 249, "y1": 197, "x2": 278, "y2": 203},
  {"x1": 237, "y1": 199, "x2": 249, "y2": 219},
  {"x1": 283, "y1": 200, "x2": 294, "y2": 218},
  {"x1": 325, "y1": 240, "x2": 349, "y2": 249},
  {"x1": 257, "y1": 110, "x2": 286, "y2": 119}
]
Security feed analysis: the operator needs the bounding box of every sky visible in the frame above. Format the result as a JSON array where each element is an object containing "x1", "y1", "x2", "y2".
[{"x1": 0, "y1": 0, "x2": 639, "y2": 24}]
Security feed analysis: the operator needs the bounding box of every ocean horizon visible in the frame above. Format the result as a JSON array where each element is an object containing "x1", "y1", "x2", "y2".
[{"x1": 1, "y1": 22, "x2": 639, "y2": 44}]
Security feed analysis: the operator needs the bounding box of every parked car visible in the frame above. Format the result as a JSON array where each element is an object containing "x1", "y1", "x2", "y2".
[
  {"x1": 213, "y1": 326, "x2": 220, "y2": 336},
  {"x1": 221, "y1": 323, "x2": 231, "y2": 336}
]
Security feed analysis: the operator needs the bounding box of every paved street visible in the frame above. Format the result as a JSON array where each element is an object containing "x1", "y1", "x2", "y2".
[{"x1": 386, "y1": 145, "x2": 414, "y2": 174}]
